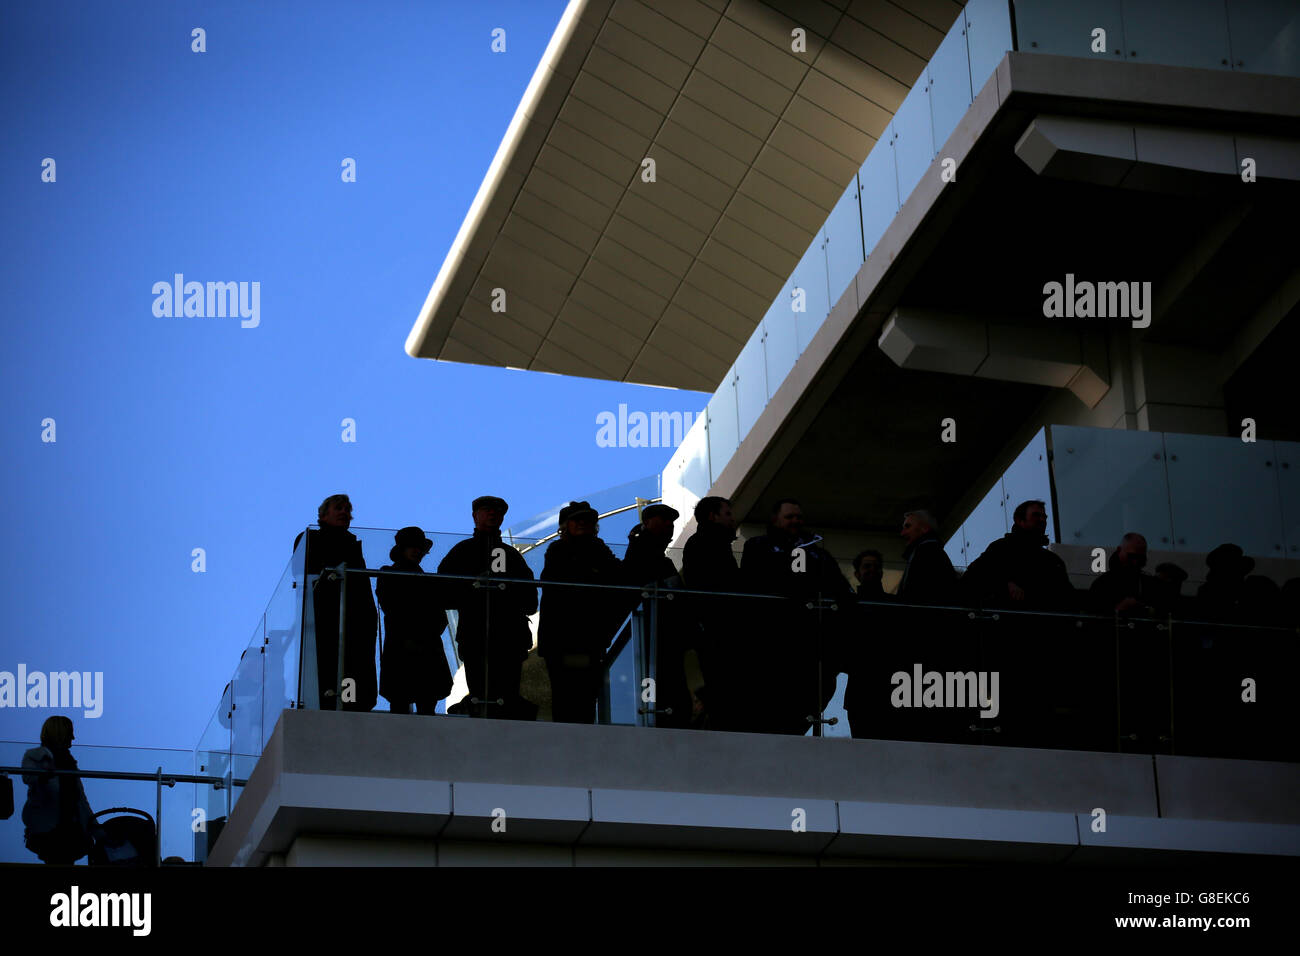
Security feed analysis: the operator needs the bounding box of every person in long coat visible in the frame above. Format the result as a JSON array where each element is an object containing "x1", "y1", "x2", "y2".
[
  {"x1": 437, "y1": 496, "x2": 537, "y2": 719},
  {"x1": 376, "y1": 527, "x2": 454, "y2": 714},
  {"x1": 538, "y1": 501, "x2": 627, "y2": 724},
  {"x1": 22, "y1": 716, "x2": 98, "y2": 864},
  {"x1": 623, "y1": 504, "x2": 692, "y2": 728},
  {"x1": 741, "y1": 498, "x2": 853, "y2": 735},
  {"x1": 682, "y1": 496, "x2": 747, "y2": 730},
  {"x1": 294, "y1": 494, "x2": 379, "y2": 711}
]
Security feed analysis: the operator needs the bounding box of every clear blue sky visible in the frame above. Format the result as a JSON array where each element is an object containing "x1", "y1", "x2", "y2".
[{"x1": 0, "y1": 0, "x2": 708, "y2": 752}]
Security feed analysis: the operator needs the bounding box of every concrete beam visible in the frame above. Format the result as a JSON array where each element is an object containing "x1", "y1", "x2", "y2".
[{"x1": 879, "y1": 308, "x2": 1109, "y2": 407}]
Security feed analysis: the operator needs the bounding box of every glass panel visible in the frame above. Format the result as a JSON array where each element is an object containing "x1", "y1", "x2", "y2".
[
  {"x1": 945, "y1": 522, "x2": 969, "y2": 570},
  {"x1": 929, "y1": 12, "x2": 975, "y2": 153},
  {"x1": 1277, "y1": 440, "x2": 1300, "y2": 557},
  {"x1": 1164, "y1": 433, "x2": 1285, "y2": 556},
  {"x1": 891, "y1": 75, "x2": 936, "y2": 205},
  {"x1": 1121, "y1": 0, "x2": 1232, "y2": 70},
  {"x1": 790, "y1": 234, "x2": 831, "y2": 354},
  {"x1": 859, "y1": 126, "x2": 900, "y2": 256},
  {"x1": 1049, "y1": 425, "x2": 1174, "y2": 548},
  {"x1": 263, "y1": 557, "x2": 300, "y2": 746},
  {"x1": 0, "y1": 742, "x2": 206, "y2": 864},
  {"x1": 960, "y1": 479, "x2": 1010, "y2": 565},
  {"x1": 734, "y1": 329, "x2": 769, "y2": 438},
  {"x1": 600, "y1": 618, "x2": 639, "y2": 726},
  {"x1": 965, "y1": 0, "x2": 1014, "y2": 92},
  {"x1": 706, "y1": 376, "x2": 740, "y2": 486},
  {"x1": 823, "y1": 177, "x2": 864, "y2": 312},
  {"x1": 661, "y1": 412, "x2": 712, "y2": 523},
  {"x1": 1170, "y1": 619, "x2": 1297, "y2": 761},
  {"x1": 230, "y1": 640, "x2": 263, "y2": 760},
  {"x1": 1013, "y1": 0, "x2": 1126, "y2": 59},
  {"x1": 1000, "y1": 428, "x2": 1054, "y2": 540},
  {"x1": 763, "y1": 290, "x2": 799, "y2": 398},
  {"x1": 1226, "y1": 0, "x2": 1300, "y2": 77}
]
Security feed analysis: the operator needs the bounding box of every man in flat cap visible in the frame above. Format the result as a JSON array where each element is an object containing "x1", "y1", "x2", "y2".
[{"x1": 437, "y1": 496, "x2": 538, "y2": 719}]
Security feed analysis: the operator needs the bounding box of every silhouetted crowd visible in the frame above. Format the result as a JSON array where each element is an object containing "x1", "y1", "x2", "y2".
[{"x1": 295, "y1": 493, "x2": 1300, "y2": 737}]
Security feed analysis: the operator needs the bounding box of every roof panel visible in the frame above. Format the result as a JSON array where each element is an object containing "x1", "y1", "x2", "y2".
[
  {"x1": 595, "y1": 17, "x2": 694, "y2": 88},
  {"x1": 570, "y1": 69, "x2": 666, "y2": 139},
  {"x1": 693, "y1": 43, "x2": 796, "y2": 115},
  {"x1": 750, "y1": 140, "x2": 846, "y2": 210},
  {"x1": 846, "y1": 0, "x2": 946, "y2": 58},
  {"x1": 609, "y1": 0, "x2": 709, "y2": 63},
  {"x1": 411, "y1": 0, "x2": 953, "y2": 386}
]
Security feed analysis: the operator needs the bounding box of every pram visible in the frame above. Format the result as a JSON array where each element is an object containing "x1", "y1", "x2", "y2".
[{"x1": 89, "y1": 807, "x2": 157, "y2": 866}]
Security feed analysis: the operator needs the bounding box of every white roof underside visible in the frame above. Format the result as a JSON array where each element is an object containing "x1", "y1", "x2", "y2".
[{"x1": 407, "y1": 0, "x2": 966, "y2": 390}]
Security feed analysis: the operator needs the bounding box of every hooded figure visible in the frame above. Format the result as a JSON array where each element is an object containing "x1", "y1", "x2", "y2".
[
  {"x1": 295, "y1": 494, "x2": 378, "y2": 711},
  {"x1": 376, "y1": 527, "x2": 454, "y2": 714},
  {"x1": 22, "y1": 716, "x2": 98, "y2": 864}
]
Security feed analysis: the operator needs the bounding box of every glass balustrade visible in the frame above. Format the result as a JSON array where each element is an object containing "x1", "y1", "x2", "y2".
[{"x1": 1, "y1": 741, "x2": 225, "y2": 865}]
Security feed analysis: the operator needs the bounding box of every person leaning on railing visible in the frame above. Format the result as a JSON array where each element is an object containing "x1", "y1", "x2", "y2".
[{"x1": 21, "y1": 716, "x2": 101, "y2": 864}]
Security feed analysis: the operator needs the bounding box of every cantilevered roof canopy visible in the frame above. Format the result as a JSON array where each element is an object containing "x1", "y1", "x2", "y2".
[{"x1": 407, "y1": 0, "x2": 965, "y2": 390}]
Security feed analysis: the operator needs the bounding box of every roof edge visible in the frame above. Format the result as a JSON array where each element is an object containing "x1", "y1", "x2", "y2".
[{"x1": 405, "y1": 0, "x2": 595, "y2": 360}]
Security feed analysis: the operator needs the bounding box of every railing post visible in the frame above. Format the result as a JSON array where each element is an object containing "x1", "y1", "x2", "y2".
[
  {"x1": 336, "y1": 563, "x2": 347, "y2": 711},
  {"x1": 155, "y1": 766, "x2": 163, "y2": 867}
]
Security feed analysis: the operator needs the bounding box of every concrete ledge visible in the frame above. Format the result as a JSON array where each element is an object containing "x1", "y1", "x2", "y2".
[{"x1": 208, "y1": 710, "x2": 1299, "y2": 866}]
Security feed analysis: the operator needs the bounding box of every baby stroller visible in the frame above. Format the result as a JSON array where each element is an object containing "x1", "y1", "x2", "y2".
[{"x1": 89, "y1": 807, "x2": 157, "y2": 867}]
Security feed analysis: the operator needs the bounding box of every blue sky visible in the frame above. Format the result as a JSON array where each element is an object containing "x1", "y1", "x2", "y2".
[{"x1": 0, "y1": 0, "x2": 708, "y2": 753}]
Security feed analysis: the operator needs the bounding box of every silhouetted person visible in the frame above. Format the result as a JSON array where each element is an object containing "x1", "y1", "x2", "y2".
[
  {"x1": 1089, "y1": 533, "x2": 1169, "y2": 615},
  {"x1": 963, "y1": 499, "x2": 1073, "y2": 611},
  {"x1": 376, "y1": 527, "x2": 453, "y2": 715},
  {"x1": 624, "y1": 504, "x2": 692, "y2": 728},
  {"x1": 22, "y1": 716, "x2": 99, "y2": 864},
  {"x1": 682, "y1": 496, "x2": 747, "y2": 730},
  {"x1": 1242, "y1": 574, "x2": 1283, "y2": 625},
  {"x1": 741, "y1": 498, "x2": 853, "y2": 735},
  {"x1": 1154, "y1": 562, "x2": 1194, "y2": 618},
  {"x1": 895, "y1": 511, "x2": 958, "y2": 606},
  {"x1": 539, "y1": 501, "x2": 626, "y2": 724},
  {"x1": 1196, "y1": 543, "x2": 1255, "y2": 622},
  {"x1": 437, "y1": 496, "x2": 538, "y2": 720},
  {"x1": 852, "y1": 550, "x2": 888, "y2": 600},
  {"x1": 295, "y1": 494, "x2": 379, "y2": 711}
]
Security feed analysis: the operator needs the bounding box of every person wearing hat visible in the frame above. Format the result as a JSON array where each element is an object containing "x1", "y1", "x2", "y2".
[
  {"x1": 376, "y1": 527, "x2": 454, "y2": 715},
  {"x1": 436, "y1": 496, "x2": 538, "y2": 719},
  {"x1": 623, "y1": 503, "x2": 693, "y2": 729},
  {"x1": 1196, "y1": 542, "x2": 1256, "y2": 622},
  {"x1": 539, "y1": 501, "x2": 626, "y2": 723},
  {"x1": 293, "y1": 494, "x2": 379, "y2": 711}
]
